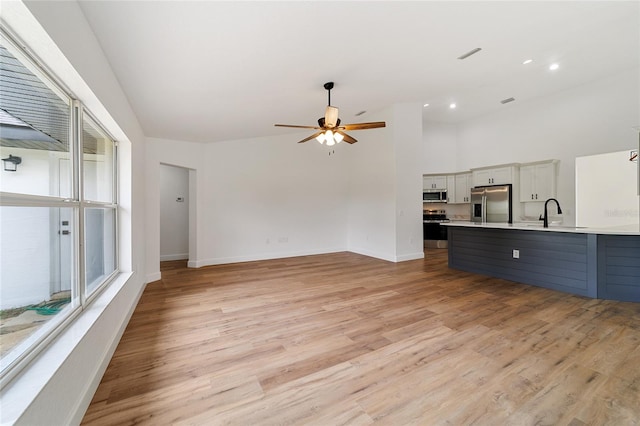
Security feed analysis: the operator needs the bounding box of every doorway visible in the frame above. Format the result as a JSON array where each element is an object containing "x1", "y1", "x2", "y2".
[{"x1": 160, "y1": 164, "x2": 190, "y2": 262}]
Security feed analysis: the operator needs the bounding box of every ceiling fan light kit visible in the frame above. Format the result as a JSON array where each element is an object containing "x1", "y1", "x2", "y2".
[{"x1": 275, "y1": 81, "x2": 386, "y2": 147}]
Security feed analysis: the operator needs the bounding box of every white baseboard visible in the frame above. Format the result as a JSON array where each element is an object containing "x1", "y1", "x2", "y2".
[
  {"x1": 146, "y1": 271, "x2": 161, "y2": 283},
  {"x1": 185, "y1": 247, "x2": 425, "y2": 268},
  {"x1": 348, "y1": 248, "x2": 425, "y2": 263},
  {"x1": 188, "y1": 247, "x2": 347, "y2": 268},
  {"x1": 396, "y1": 251, "x2": 425, "y2": 262},
  {"x1": 348, "y1": 247, "x2": 396, "y2": 263},
  {"x1": 160, "y1": 253, "x2": 188, "y2": 261}
]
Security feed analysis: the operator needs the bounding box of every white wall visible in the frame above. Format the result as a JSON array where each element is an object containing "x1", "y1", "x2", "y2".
[
  {"x1": 392, "y1": 103, "x2": 425, "y2": 261},
  {"x1": 146, "y1": 133, "x2": 350, "y2": 278},
  {"x1": 160, "y1": 164, "x2": 189, "y2": 261},
  {"x1": 346, "y1": 104, "x2": 424, "y2": 262},
  {"x1": 425, "y1": 67, "x2": 640, "y2": 226},
  {"x1": 346, "y1": 106, "x2": 397, "y2": 261},
  {"x1": 422, "y1": 121, "x2": 458, "y2": 174},
  {"x1": 0, "y1": 148, "x2": 64, "y2": 309},
  {"x1": 145, "y1": 137, "x2": 204, "y2": 281},
  {"x1": 0, "y1": 206, "x2": 51, "y2": 308},
  {"x1": 0, "y1": 148, "x2": 66, "y2": 196},
  {"x1": 147, "y1": 104, "x2": 424, "y2": 274},
  {"x1": 576, "y1": 150, "x2": 639, "y2": 227},
  {"x1": 202, "y1": 135, "x2": 350, "y2": 265},
  {"x1": 1, "y1": 1, "x2": 147, "y2": 424}
]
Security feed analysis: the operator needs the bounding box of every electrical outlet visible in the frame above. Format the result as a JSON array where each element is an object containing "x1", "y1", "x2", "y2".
[{"x1": 512, "y1": 249, "x2": 520, "y2": 259}]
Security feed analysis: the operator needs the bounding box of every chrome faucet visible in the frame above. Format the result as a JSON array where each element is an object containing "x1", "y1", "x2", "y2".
[{"x1": 540, "y1": 198, "x2": 563, "y2": 228}]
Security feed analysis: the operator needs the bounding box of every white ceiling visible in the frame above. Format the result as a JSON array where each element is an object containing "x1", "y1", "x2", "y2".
[{"x1": 77, "y1": 1, "x2": 640, "y2": 144}]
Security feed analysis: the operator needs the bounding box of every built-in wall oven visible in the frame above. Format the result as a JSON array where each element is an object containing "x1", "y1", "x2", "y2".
[{"x1": 423, "y1": 209, "x2": 449, "y2": 249}]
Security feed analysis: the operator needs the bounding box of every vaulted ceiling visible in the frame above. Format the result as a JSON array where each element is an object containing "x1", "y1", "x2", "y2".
[{"x1": 76, "y1": 1, "x2": 640, "y2": 144}]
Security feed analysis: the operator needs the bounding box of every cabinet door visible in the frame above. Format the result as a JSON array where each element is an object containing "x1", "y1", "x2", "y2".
[
  {"x1": 533, "y1": 163, "x2": 556, "y2": 200},
  {"x1": 423, "y1": 176, "x2": 438, "y2": 190},
  {"x1": 433, "y1": 175, "x2": 447, "y2": 189},
  {"x1": 423, "y1": 176, "x2": 431, "y2": 190},
  {"x1": 520, "y1": 162, "x2": 557, "y2": 202},
  {"x1": 519, "y1": 165, "x2": 536, "y2": 202},
  {"x1": 446, "y1": 175, "x2": 456, "y2": 202},
  {"x1": 455, "y1": 173, "x2": 471, "y2": 203},
  {"x1": 423, "y1": 175, "x2": 448, "y2": 189},
  {"x1": 472, "y1": 170, "x2": 492, "y2": 186},
  {"x1": 490, "y1": 166, "x2": 514, "y2": 185}
]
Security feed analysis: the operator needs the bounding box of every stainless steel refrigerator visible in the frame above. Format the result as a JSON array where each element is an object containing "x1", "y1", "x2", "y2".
[{"x1": 470, "y1": 184, "x2": 513, "y2": 223}]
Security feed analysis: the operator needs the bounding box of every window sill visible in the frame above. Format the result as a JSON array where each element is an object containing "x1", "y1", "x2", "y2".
[{"x1": 0, "y1": 271, "x2": 139, "y2": 424}]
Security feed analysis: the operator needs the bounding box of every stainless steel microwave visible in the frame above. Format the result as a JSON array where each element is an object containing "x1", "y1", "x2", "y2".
[{"x1": 423, "y1": 190, "x2": 447, "y2": 203}]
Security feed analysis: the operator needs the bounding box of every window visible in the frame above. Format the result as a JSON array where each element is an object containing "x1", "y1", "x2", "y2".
[{"x1": 0, "y1": 29, "x2": 118, "y2": 380}]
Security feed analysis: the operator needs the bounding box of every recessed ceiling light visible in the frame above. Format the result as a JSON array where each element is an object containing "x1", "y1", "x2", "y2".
[
  {"x1": 522, "y1": 59, "x2": 533, "y2": 65},
  {"x1": 549, "y1": 63, "x2": 560, "y2": 71},
  {"x1": 423, "y1": 103, "x2": 430, "y2": 107},
  {"x1": 449, "y1": 103, "x2": 457, "y2": 109}
]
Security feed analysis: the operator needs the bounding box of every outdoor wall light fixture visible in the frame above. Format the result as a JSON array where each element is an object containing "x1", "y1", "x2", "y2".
[{"x1": 2, "y1": 155, "x2": 22, "y2": 171}]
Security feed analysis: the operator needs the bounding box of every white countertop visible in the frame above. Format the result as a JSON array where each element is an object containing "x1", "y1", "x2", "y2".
[{"x1": 443, "y1": 221, "x2": 640, "y2": 235}]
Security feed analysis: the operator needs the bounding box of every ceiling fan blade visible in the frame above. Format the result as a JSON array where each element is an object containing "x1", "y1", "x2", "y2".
[
  {"x1": 275, "y1": 124, "x2": 321, "y2": 129},
  {"x1": 325, "y1": 106, "x2": 339, "y2": 128},
  {"x1": 297, "y1": 131, "x2": 323, "y2": 144},
  {"x1": 338, "y1": 131, "x2": 357, "y2": 144},
  {"x1": 340, "y1": 121, "x2": 386, "y2": 131}
]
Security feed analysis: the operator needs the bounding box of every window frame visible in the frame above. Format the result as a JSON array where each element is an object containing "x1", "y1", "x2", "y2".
[
  {"x1": 0, "y1": 27, "x2": 119, "y2": 385},
  {"x1": 78, "y1": 105, "x2": 119, "y2": 305}
]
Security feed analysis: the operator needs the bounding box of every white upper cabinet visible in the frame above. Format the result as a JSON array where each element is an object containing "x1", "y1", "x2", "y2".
[
  {"x1": 519, "y1": 160, "x2": 558, "y2": 202},
  {"x1": 446, "y1": 175, "x2": 456, "y2": 202},
  {"x1": 471, "y1": 164, "x2": 519, "y2": 187},
  {"x1": 454, "y1": 173, "x2": 472, "y2": 203},
  {"x1": 423, "y1": 175, "x2": 448, "y2": 190}
]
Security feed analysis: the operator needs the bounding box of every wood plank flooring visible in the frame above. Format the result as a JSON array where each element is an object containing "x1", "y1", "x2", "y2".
[{"x1": 82, "y1": 250, "x2": 640, "y2": 425}]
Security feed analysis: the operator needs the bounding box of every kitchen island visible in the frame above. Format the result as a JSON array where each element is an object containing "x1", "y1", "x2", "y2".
[{"x1": 444, "y1": 222, "x2": 640, "y2": 302}]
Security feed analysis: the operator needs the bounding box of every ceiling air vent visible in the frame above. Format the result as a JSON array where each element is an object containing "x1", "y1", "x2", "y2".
[
  {"x1": 355, "y1": 110, "x2": 367, "y2": 116},
  {"x1": 500, "y1": 97, "x2": 516, "y2": 104},
  {"x1": 457, "y1": 48, "x2": 482, "y2": 60}
]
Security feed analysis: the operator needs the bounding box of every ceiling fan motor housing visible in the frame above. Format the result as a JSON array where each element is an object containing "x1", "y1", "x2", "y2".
[{"x1": 318, "y1": 116, "x2": 341, "y2": 128}]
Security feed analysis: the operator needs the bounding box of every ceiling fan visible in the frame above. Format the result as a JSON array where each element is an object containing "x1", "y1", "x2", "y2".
[{"x1": 275, "y1": 82, "x2": 386, "y2": 145}]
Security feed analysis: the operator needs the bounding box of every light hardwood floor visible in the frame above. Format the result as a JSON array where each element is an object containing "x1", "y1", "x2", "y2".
[{"x1": 82, "y1": 250, "x2": 640, "y2": 425}]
